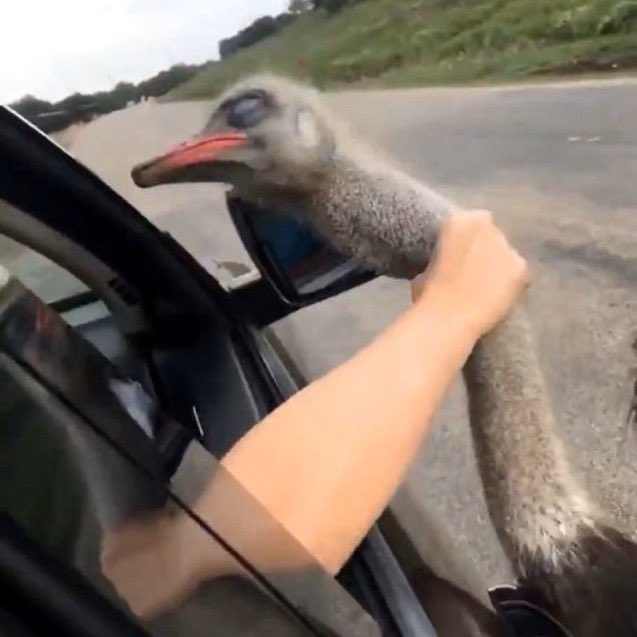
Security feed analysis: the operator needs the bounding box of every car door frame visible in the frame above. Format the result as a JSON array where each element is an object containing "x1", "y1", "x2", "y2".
[{"x1": 0, "y1": 106, "x2": 496, "y2": 636}]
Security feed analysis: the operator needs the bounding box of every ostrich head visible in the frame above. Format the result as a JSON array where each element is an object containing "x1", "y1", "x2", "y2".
[{"x1": 131, "y1": 75, "x2": 339, "y2": 195}]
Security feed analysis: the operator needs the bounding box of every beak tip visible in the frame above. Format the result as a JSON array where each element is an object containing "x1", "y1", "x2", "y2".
[{"x1": 131, "y1": 163, "x2": 156, "y2": 188}]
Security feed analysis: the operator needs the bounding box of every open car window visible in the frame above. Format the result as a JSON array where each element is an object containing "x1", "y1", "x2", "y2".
[
  {"x1": 0, "y1": 225, "x2": 88, "y2": 305},
  {"x1": 0, "y1": 274, "x2": 381, "y2": 637},
  {"x1": 0, "y1": 229, "x2": 112, "y2": 328}
]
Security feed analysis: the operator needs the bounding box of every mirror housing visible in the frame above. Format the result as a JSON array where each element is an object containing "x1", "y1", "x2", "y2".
[{"x1": 226, "y1": 195, "x2": 375, "y2": 308}]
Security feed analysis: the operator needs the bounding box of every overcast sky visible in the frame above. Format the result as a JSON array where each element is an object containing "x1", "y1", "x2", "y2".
[{"x1": 2, "y1": 0, "x2": 289, "y2": 104}]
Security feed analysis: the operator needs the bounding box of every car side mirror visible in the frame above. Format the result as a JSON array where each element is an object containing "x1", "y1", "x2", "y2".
[{"x1": 226, "y1": 196, "x2": 375, "y2": 307}]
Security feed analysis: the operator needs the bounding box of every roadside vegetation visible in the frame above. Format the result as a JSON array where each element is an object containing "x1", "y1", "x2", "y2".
[
  {"x1": 10, "y1": 63, "x2": 206, "y2": 134},
  {"x1": 169, "y1": 0, "x2": 637, "y2": 100},
  {"x1": 9, "y1": 0, "x2": 636, "y2": 133}
]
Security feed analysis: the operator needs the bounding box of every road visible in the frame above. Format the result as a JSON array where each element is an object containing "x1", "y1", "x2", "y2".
[{"x1": 69, "y1": 79, "x2": 637, "y2": 585}]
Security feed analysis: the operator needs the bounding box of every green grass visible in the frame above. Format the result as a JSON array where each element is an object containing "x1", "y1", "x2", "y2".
[{"x1": 168, "y1": 0, "x2": 637, "y2": 100}]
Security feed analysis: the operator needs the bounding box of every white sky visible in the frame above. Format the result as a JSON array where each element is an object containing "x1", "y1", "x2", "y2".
[{"x1": 2, "y1": 0, "x2": 289, "y2": 104}]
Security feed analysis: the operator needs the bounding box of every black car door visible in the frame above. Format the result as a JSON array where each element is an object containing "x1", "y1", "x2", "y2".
[
  {"x1": 0, "y1": 274, "x2": 381, "y2": 637},
  {"x1": 0, "y1": 107, "x2": 393, "y2": 636}
]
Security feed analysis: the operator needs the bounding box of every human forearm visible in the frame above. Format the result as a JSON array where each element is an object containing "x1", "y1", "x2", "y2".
[
  {"x1": 100, "y1": 212, "x2": 529, "y2": 619},
  {"x1": 216, "y1": 294, "x2": 476, "y2": 574}
]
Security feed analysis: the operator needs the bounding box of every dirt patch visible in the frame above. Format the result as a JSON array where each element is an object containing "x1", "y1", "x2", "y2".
[
  {"x1": 50, "y1": 122, "x2": 86, "y2": 150},
  {"x1": 529, "y1": 48, "x2": 637, "y2": 76}
]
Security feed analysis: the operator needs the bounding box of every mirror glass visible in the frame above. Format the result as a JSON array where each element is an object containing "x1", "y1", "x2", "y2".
[{"x1": 228, "y1": 198, "x2": 373, "y2": 302}]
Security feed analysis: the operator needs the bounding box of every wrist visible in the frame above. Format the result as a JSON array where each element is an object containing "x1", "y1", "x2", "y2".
[{"x1": 411, "y1": 287, "x2": 480, "y2": 360}]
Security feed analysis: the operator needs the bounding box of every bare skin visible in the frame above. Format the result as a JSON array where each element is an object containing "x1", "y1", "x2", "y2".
[{"x1": 101, "y1": 211, "x2": 528, "y2": 619}]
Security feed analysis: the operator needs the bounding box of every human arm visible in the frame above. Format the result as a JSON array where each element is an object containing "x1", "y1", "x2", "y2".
[
  {"x1": 215, "y1": 210, "x2": 529, "y2": 574},
  {"x1": 101, "y1": 210, "x2": 529, "y2": 616}
]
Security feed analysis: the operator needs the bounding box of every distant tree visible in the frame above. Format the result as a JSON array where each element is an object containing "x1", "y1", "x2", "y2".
[
  {"x1": 112, "y1": 81, "x2": 137, "y2": 106},
  {"x1": 10, "y1": 61, "x2": 206, "y2": 134},
  {"x1": 136, "y1": 63, "x2": 201, "y2": 99},
  {"x1": 219, "y1": 13, "x2": 297, "y2": 58},
  {"x1": 56, "y1": 92, "x2": 90, "y2": 112},
  {"x1": 275, "y1": 13, "x2": 297, "y2": 28},
  {"x1": 289, "y1": 0, "x2": 312, "y2": 13},
  {"x1": 313, "y1": 0, "x2": 344, "y2": 12},
  {"x1": 219, "y1": 38, "x2": 238, "y2": 59},
  {"x1": 313, "y1": 0, "x2": 365, "y2": 13},
  {"x1": 10, "y1": 95, "x2": 53, "y2": 119}
]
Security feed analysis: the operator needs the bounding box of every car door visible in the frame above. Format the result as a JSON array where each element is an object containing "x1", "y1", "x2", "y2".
[
  {"x1": 0, "y1": 107, "x2": 394, "y2": 636},
  {"x1": 1, "y1": 105, "x2": 499, "y2": 637},
  {"x1": 0, "y1": 272, "x2": 381, "y2": 637},
  {"x1": 0, "y1": 112, "x2": 392, "y2": 635}
]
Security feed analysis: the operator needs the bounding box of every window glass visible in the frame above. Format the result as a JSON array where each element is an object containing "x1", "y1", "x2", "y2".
[
  {"x1": 0, "y1": 202, "x2": 112, "y2": 327},
  {"x1": 0, "y1": 276, "x2": 380, "y2": 637},
  {"x1": 0, "y1": 229, "x2": 87, "y2": 305}
]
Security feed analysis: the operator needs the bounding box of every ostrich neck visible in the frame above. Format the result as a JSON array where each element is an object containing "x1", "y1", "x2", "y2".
[
  {"x1": 463, "y1": 308, "x2": 594, "y2": 569},
  {"x1": 275, "y1": 153, "x2": 595, "y2": 572},
  {"x1": 304, "y1": 154, "x2": 454, "y2": 278}
]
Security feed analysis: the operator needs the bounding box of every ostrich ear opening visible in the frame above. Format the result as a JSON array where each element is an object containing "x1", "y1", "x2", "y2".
[{"x1": 296, "y1": 109, "x2": 321, "y2": 149}]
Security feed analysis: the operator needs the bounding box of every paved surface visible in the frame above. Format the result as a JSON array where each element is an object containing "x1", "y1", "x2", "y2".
[{"x1": 68, "y1": 79, "x2": 637, "y2": 585}]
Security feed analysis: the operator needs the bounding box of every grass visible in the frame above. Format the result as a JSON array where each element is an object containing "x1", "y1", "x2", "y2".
[{"x1": 168, "y1": 0, "x2": 637, "y2": 100}]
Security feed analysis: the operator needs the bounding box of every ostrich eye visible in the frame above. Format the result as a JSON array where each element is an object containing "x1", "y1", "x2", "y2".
[{"x1": 226, "y1": 91, "x2": 270, "y2": 129}]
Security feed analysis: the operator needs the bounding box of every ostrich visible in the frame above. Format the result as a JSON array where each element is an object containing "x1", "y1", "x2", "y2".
[{"x1": 132, "y1": 74, "x2": 637, "y2": 636}]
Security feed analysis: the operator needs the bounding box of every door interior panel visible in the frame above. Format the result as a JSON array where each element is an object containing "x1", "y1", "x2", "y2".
[
  {"x1": 149, "y1": 328, "x2": 272, "y2": 458},
  {"x1": 0, "y1": 278, "x2": 381, "y2": 637},
  {"x1": 74, "y1": 315, "x2": 153, "y2": 392},
  {"x1": 0, "y1": 109, "x2": 433, "y2": 635},
  {"x1": 69, "y1": 308, "x2": 272, "y2": 459}
]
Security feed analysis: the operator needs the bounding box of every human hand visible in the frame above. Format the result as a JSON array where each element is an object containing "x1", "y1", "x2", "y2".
[
  {"x1": 100, "y1": 512, "x2": 230, "y2": 619},
  {"x1": 412, "y1": 210, "x2": 529, "y2": 339}
]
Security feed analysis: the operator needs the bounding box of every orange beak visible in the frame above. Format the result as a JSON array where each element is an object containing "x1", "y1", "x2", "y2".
[{"x1": 131, "y1": 131, "x2": 248, "y2": 187}]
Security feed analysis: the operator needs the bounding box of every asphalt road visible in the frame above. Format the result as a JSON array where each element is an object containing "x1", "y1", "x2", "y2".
[{"x1": 69, "y1": 78, "x2": 637, "y2": 585}]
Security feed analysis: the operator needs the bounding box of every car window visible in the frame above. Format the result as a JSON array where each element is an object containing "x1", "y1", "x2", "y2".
[
  {"x1": 0, "y1": 277, "x2": 381, "y2": 637},
  {"x1": 0, "y1": 231, "x2": 88, "y2": 305},
  {"x1": 0, "y1": 228, "x2": 113, "y2": 330}
]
